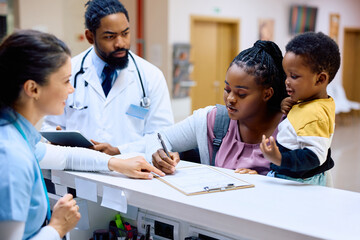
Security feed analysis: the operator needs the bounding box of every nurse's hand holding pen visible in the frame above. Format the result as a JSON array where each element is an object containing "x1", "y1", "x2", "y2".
[{"x1": 108, "y1": 156, "x2": 165, "y2": 179}]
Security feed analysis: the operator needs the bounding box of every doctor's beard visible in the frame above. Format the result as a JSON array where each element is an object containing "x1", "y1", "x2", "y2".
[
  {"x1": 105, "y1": 48, "x2": 129, "y2": 70},
  {"x1": 95, "y1": 41, "x2": 130, "y2": 70}
]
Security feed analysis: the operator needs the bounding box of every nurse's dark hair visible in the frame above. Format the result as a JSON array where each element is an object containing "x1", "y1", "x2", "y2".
[
  {"x1": 0, "y1": 29, "x2": 71, "y2": 111},
  {"x1": 85, "y1": 0, "x2": 129, "y2": 33},
  {"x1": 229, "y1": 40, "x2": 287, "y2": 111},
  {"x1": 285, "y1": 32, "x2": 340, "y2": 83}
]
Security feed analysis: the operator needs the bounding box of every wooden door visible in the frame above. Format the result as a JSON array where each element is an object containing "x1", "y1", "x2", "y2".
[
  {"x1": 343, "y1": 28, "x2": 360, "y2": 102},
  {"x1": 190, "y1": 17, "x2": 239, "y2": 111}
]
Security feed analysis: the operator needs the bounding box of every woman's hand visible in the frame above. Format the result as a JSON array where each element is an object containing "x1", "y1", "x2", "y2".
[
  {"x1": 48, "y1": 194, "x2": 81, "y2": 238},
  {"x1": 234, "y1": 168, "x2": 258, "y2": 174},
  {"x1": 281, "y1": 97, "x2": 296, "y2": 115},
  {"x1": 152, "y1": 149, "x2": 180, "y2": 174},
  {"x1": 108, "y1": 156, "x2": 165, "y2": 179}
]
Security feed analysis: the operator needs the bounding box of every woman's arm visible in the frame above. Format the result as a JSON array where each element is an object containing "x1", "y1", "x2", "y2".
[
  {"x1": 29, "y1": 226, "x2": 61, "y2": 240},
  {"x1": 39, "y1": 142, "x2": 109, "y2": 171},
  {"x1": 39, "y1": 143, "x2": 164, "y2": 179},
  {"x1": 148, "y1": 106, "x2": 214, "y2": 173},
  {"x1": 0, "y1": 221, "x2": 26, "y2": 240},
  {"x1": 0, "y1": 221, "x2": 62, "y2": 240},
  {"x1": 0, "y1": 195, "x2": 81, "y2": 240}
]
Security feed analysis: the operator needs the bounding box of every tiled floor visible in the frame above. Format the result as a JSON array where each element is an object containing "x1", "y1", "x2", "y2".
[{"x1": 331, "y1": 112, "x2": 360, "y2": 193}]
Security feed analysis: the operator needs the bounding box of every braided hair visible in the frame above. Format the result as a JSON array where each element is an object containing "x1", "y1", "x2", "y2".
[
  {"x1": 85, "y1": 0, "x2": 129, "y2": 33},
  {"x1": 229, "y1": 40, "x2": 287, "y2": 111}
]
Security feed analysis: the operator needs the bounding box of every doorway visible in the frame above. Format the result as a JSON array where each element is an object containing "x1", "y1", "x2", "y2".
[
  {"x1": 190, "y1": 16, "x2": 239, "y2": 111},
  {"x1": 342, "y1": 28, "x2": 360, "y2": 102}
]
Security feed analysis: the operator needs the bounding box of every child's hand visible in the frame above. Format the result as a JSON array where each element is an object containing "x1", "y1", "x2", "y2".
[
  {"x1": 260, "y1": 135, "x2": 282, "y2": 166},
  {"x1": 281, "y1": 97, "x2": 296, "y2": 115},
  {"x1": 234, "y1": 168, "x2": 258, "y2": 174}
]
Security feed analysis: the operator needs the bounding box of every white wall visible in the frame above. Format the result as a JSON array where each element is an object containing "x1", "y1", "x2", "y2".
[
  {"x1": 14, "y1": 0, "x2": 360, "y2": 116},
  {"x1": 168, "y1": 0, "x2": 360, "y2": 114}
]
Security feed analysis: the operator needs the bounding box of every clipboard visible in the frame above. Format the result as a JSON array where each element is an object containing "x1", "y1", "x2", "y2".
[
  {"x1": 154, "y1": 165, "x2": 254, "y2": 196},
  {"x1": 40, "y1": 130, "x2": 94, "y2": 148}
]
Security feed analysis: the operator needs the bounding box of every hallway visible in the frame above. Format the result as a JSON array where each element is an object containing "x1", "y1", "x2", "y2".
[{"x1": 331, "y1": 112, "x2": 360, "y2": 193}]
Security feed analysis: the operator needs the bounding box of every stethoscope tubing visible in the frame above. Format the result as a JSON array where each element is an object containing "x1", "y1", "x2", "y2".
[{"x1": 71, "y1": 48, "x2": 150, "y2": 109}]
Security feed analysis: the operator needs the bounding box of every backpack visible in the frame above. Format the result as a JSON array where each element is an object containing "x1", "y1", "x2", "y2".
[
  {"x1": 211, "y1": 104, "x2": 230, "y2": 166},
  {"x1": 180, "y1": 104, "x2": 230, "y2": 165}
]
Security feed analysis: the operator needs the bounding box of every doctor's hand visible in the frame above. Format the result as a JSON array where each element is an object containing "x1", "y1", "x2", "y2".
[
  {"x1": 108, "y1": 156, "x2": 165, "y2": 179},
  {"x1": 91, "y1": 140, "x2": 120, "y2": 155},
  {"x1": 48, "y1": 194, "x2": 81, "y2": 238},
  {"x1": 152, "y1": 149, "x2": 180, "y2": 175}
]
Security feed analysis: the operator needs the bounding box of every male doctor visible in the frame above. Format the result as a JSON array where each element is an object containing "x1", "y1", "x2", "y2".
[{"x1": 42, "y1": 0, "x2": 174, "y2": 155}]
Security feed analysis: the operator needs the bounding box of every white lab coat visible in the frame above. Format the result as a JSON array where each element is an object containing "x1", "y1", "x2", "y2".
[{"x1": 42, "y1": 48, "x2": 174, "y2": 154}]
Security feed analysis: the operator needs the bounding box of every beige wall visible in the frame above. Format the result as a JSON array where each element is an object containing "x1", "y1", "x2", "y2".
[
  {"x1": 16, "y1": 0, "x2": 138, "y2": 57},
  {"x1": 144, "y1": 0, "x2": 170, "y2": 91},
  {"x1": 62, "y1": 0, "x2": 138, "y2": 56},
  {"x1": 62, "y1": 0, "x2": 90, "y2": 55},
  {"x1": 12, "y1": 0, "x2": 170, "y2": 91},
  {"x1": 17, "y1": 0, "x2": 64, "y2": 38}
]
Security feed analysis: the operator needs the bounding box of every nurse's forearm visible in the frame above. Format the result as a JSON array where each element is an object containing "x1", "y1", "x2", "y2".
[{"x1": 40, "y1": 143, "x2": 109, "y2": 171}]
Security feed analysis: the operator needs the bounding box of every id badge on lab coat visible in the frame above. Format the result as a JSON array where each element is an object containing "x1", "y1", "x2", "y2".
[{"x1": 126, "y1": 104, "x2": 149, "y2": 120}]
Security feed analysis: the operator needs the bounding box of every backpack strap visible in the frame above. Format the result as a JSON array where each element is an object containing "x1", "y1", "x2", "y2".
[{"x1": 212, "y1": 104, "x2": 230, "y2": 166}]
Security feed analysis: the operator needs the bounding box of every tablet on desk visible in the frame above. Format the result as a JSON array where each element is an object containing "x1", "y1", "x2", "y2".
[{"x1": 40, "y1": 130, "x2": 94, "y2": 148}]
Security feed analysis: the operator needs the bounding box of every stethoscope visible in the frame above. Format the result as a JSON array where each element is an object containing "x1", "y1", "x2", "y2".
[{"x1": 69, "y1": 48, "x2": 150, "y2": 110}]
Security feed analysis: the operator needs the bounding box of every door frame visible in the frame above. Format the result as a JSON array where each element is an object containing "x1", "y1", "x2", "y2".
[
  {"x1": 190, "y1": 16, "x2": 240, "y2": 111},
  {"x1": 342, "y1": 27, "x2": 360, "y2": 102}
]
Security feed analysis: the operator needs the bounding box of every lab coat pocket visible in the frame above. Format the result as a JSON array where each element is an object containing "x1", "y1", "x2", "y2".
[{"x1": 126, "y1": 108, "x2": 146, "y2": 135}]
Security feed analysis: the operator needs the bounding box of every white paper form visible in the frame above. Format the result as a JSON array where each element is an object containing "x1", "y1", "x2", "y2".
[
  {"x1": 75, "y1": 177, "x2": 97, "y2": 202},
  {"x1": 101, "y1": 185, "x2": 127, "y2": 213},
  {"x1": 157, "y1": 165, "x2": 253, "y2": 195}
]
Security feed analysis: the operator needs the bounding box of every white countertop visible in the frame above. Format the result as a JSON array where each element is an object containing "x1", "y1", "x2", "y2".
[{"x1": 51, "y1": 161, "x2": 360, "y2": 240}]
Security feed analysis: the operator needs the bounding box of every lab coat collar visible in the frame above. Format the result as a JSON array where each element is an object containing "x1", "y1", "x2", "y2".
[
  {"x1": 83, "y1": 48, "x2": 137, "y2": 75},
  {"x1": 105, "y1": 68, "x2": 135, "y2": 105},
  {"x1": 81, "y1": 48, "x2": 137, "y2": 102},
  {"x1": 106, "y1": 53, "x2": 137, "y2": 104}
]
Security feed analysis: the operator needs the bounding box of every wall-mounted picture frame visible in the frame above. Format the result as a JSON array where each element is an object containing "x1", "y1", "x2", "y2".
[
  {"x1": 329, "y1": 13, "x2": 340, "y2": 43},
  {"x1": 289, "y1": 5, "x2": 317, "y2": 34},
  {"x1": 258, "y1": 19, "x2": 274, "y2": 41},
  {"x1": 172, "y1": 43, "x2": 194, "y2": 98}
]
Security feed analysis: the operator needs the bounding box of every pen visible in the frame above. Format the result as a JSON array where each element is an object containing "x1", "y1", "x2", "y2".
[{"x1": 157, "y1": 133, "x2": 171, "y2": 158}]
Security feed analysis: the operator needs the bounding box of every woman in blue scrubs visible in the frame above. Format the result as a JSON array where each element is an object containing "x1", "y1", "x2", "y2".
[{"x1": 0, "y1": 30, "x2": 164, "y2": 240}]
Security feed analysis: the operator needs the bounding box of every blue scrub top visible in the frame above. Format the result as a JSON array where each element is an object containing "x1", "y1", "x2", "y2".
[{"x1": 0, "y1": 109, "x2": 47, "y2": 239}]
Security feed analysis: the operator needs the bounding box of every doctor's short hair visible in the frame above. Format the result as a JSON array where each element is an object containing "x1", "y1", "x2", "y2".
[
  {"x1": 85, "y1": 0, "x2": 129, "y2": 33},
  {"x1": 285, "y1": 32, "x2": 341, "y2": 83},
  {"x1": 230, "y1": 40, "x2": 287, "y2": 111},
  {"x1": 0, "y1": 29, "x2": 71, "y2": 110}
]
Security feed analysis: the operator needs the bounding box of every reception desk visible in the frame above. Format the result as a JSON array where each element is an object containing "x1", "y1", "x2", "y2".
[{"x1": 50, "y1": 161, "x2": 360, "y2": 240}]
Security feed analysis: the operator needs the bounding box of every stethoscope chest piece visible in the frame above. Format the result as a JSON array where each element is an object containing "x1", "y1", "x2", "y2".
[{"x1": 140, "y1": 97, "x2": 151, "y2": 108}]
